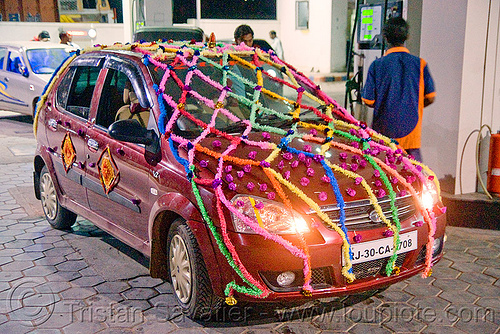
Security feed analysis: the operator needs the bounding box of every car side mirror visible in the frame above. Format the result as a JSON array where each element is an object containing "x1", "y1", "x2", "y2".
[
  {"x1": 22, "y1": 67, "x2": 29, "y2": 78},
  {"x1": 108, "y1": 119, "x2": 160, "y2": 155}
]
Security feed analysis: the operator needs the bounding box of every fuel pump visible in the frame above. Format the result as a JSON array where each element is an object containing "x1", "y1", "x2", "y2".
[{"x1": 344, "y1": 0, "x2": 404, "y2": 123}]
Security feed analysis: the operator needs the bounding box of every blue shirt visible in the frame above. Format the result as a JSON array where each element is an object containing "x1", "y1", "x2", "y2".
[{"x1": 362, "y1": 47, "x2": 435, "y2": 148}]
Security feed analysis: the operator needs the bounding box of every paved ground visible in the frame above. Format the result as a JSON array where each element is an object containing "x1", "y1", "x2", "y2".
[{"x1": 0, "y1": 111, "x2": 499, "y2": 333}]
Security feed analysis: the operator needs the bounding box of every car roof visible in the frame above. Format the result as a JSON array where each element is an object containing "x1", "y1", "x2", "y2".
[
  {"x1": 133, "y1": 26, "x2": 205, "y2": 43},
  {"x1": 0, "y1": 41, "x2": 72, "y2": 50}
]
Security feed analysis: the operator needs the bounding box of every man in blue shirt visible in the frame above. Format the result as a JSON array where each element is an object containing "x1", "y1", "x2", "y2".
[{"x1": 362, "y1": 17, "x2": 435, "y2": 161}]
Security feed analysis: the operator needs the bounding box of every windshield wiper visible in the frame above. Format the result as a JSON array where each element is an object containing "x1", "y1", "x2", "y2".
[{"x1": 221, "y1": 120, "x2": 248, "y2": 134}]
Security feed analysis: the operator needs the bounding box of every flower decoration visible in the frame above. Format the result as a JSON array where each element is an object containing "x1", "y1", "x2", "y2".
[
  {"x1": 318, "y1": 192, "x2": 328, "y2": 201},
  {"x1": 65, "y1": 40, "x2": 442, "y2": 303},
  {"x1": 353, "y1": 232, "x2": 362, "y2": 243},
  {"x1": 383, "y1": 230, "x2": 394, "y2": 237},
  {"x1": 346, "y1": 188, "x2": 356, "y2": 197},
  {"x1": 300, "y1": 177, "x2": 310, "y2": 186}
]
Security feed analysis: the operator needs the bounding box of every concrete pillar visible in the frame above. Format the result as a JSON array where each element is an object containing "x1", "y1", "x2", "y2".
[
  {"x1": 144, "y1": 0, "x2": 172, "y2": 26},
  {"x1": 331, "y1": 0, "x2": 348, "y2": 72}
]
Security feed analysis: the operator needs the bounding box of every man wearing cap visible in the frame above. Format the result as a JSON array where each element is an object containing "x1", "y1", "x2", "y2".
[{"x1": 35, "y1": 31, "x2": 51, "y2": 42}]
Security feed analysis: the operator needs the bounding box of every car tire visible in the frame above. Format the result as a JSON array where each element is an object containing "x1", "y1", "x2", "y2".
[
  {"x1": 167, "y1": 218, "x2": 221, "y2": 319},
  {"x1": 39, "y1": 166, "x2": 77, "y2": 230}
]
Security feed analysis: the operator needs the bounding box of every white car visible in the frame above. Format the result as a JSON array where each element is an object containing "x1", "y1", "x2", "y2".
[{"x1": 0, "y1": 41, "x2": 73, "y2": 116}]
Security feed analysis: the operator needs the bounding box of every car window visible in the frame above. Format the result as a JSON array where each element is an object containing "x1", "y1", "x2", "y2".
[
  {"x1": 96, "y1": 69, "x2": 131, "y2": 129},
  {"x1": 0, "y1": 48, "x2": 7, "y2": 70},
  {"x1": 26, "y1": 48, "x2": 70, "y2": 74},
  {"x1": 6, "y1": 51, "x2": 25, "y2": 75},
  {"x1": 64, "y1": 66, "x2": 100, "y2": 119}
]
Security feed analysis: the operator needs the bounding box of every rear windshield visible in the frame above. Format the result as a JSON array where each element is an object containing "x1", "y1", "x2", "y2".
[
  {"x1": 26, "y1": 48, "x2": 70, "y2": 74},
  {"x1": 148, "y1": 54, "x2": 329, "y2": 138}
]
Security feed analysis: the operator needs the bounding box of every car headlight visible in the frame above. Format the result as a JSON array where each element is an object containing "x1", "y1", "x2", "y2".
[
  {"x1": 230, "y1": 195, "x2": 310, "y2": 234},
  {"x1": 421, "y1": 179, "x2": 439, "y2": 211}
]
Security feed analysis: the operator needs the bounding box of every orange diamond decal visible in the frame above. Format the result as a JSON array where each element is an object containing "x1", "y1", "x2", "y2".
[
  {"x1": 98, "y1": 146, "x2": 119, "y2": 194},
  {"x1": 61, "y1": 132, "x2": 76, "y2": 172}
]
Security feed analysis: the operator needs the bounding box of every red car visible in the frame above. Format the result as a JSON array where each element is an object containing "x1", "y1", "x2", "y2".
[{"x1": 33, "y1": 40, "x2": 446, "y2": 318}]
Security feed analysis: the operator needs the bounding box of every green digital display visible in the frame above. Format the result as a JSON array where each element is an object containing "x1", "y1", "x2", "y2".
[
  {"x1": 364, "y1": 34, "x2": 372, "y2": 40},
  {"x1": 367, "y1": 25, "x2": 373, "y2": 31},
  {"x1": 362, "y1": 17, "x2": 373, "y2": 24},
  {"x1": 363, "y1": 9, "x2": 373, "y2": 15}
]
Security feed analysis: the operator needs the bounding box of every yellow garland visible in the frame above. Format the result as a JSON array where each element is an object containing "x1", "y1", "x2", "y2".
[
  {"x1": 261, "y1": 88, "x2": 295, "y2": 105},
  {"x1": 266, "y1": 168, "x2": 356, "y2": 282},
  {"x1": 256, "y1": 52, "x2": 324, "y2": 106},
  {"x1": 264, "y1": 147, "x2": 282, "y2": 163}
]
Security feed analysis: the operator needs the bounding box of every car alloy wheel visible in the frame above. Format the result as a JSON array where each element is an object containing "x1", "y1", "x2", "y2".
[
  {"x1": 38, "y1": 166, "x2": 77, "y2": 230},
  {"x1": 40, "y1": 171, "x2": 58, "y2": 220},
  {"x1": 169, "y1": 234, "x2": 193, "y2": 304}
]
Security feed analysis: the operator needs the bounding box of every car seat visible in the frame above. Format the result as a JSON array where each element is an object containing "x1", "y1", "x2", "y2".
[
  {"x1": 115, "y1": 86, "x2": 150, "y2": 127},
  {"x1": 9, "y1": 57, "x2": 23, "y2": 74}
]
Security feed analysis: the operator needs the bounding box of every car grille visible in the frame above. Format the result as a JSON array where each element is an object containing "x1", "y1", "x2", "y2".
[
  {"x1": 308, "y1": 194, "x2": 416, "y2": 230},
  {"x1": 351, "y1": 253, "x2": 406, "y2": 280}
]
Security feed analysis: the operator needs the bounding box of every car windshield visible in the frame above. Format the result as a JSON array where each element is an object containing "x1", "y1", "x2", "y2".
[
  {"x1": 26, "y1": 48, "x2": 70, "y2": 74},
  {"x1": 148, "y1": 54, "x2": 333, "y2": 139}
]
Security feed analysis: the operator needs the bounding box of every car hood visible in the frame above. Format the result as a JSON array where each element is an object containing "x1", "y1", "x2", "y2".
[
  {"x1": 192, "y1": 127, "x2": 420, "y2": 214},
  {"x1": 34, "y1": 73, "x2": 53, "y2": 83}
]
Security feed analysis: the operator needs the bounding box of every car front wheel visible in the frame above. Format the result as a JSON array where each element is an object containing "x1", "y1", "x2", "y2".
[
  {"x1": 167, "y1": 218, "x2": 221, "y2": 319},
  {"x1": 39, "y1": 166, "x2": 77, "y2": 229}
]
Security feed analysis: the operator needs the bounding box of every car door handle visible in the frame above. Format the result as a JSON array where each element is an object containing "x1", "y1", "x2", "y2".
[
  {"x1": 48, "y1": 119, "x2": 58, "y2": 130},
  {"x1": 4, "y1": 77, "x2": 9, "y2": 82},
  {"x1": 87, "y1": 139, "x2": 99, "y2": 151}
]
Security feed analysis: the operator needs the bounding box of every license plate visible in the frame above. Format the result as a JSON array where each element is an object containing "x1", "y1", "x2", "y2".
[{"x1": 348, "y1": 230, "x2": 418, "y2": 265}]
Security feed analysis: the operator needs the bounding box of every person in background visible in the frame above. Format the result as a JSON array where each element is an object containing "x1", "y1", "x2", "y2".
[
  {"x1": 34, "y1": 31, "x2": 51, "y2": 42},
  {"x1": 234, "y1": 24, "x2": 254, "y2": 47},
  {"x1": 362, "y1": 17, "x2": 435, "y2": 162},
  {"x1": 269, "y1": 30, "x2": 284, "y2": 59},
  {"x1": 59, "y1": 31, "x2": 80, "y2": 49}
]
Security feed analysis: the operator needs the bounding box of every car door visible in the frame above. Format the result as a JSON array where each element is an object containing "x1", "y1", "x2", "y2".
[
  {"x1": 0, "y1": 48, "x2": 30, "y2": 113},
  {"x1": 43, "y1": 57, "x2": 104, "y2": 208},
  {"x1": 84, "y1": 56, "x2": 154, "y2": 242}
]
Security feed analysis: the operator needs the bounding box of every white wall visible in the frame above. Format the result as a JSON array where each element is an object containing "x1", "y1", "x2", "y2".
[
  {"x1": 280, "y1": 0, "x2": 333, "y2": 73},
  {"x1": 187, "y1": 19, "x2": 279, "y2": 44},
  {"x1": 189, "y1": 0, "x2": 334, "y2": 73},
  {"x1": 0, "y1": 22, "x2": 125, "y2": 48},
  {"x1": 144, "y1": 0, "x2": 172, "y2": 26},
  {"x1": 453, "y1": 0, "x2": 500, "y2": 194},
  {"x1": 419, "y1": 1, "x2": 467, "y2": 182},
  {"x1": 331, "y1": 0, "x2": 348, "y2": 72}
]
